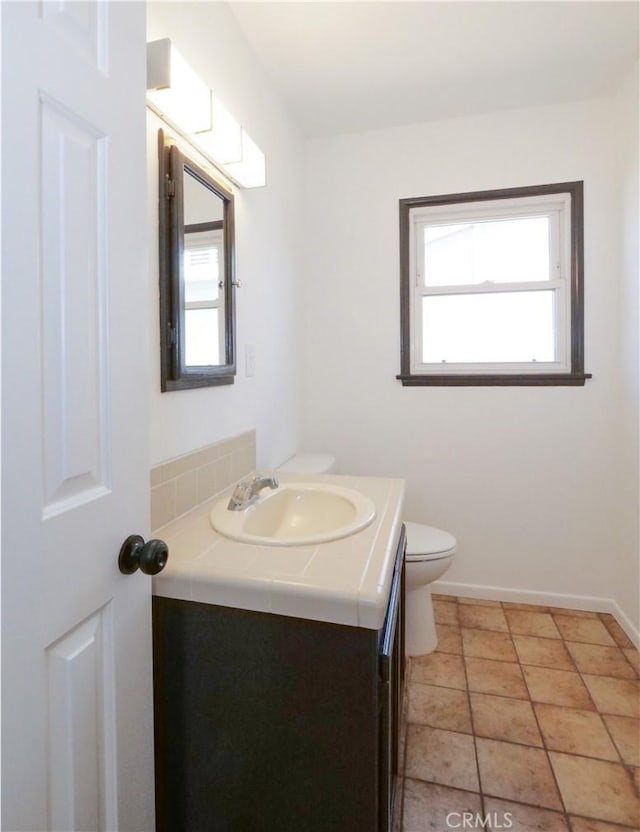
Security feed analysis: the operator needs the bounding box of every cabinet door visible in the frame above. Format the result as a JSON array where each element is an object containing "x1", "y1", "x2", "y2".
[
  {"x1": 378, "y1": 525, "x2": 406, "y2": 832},
  {"x1": 154, "y1": 597, "x2": 380, "y2": 832}
]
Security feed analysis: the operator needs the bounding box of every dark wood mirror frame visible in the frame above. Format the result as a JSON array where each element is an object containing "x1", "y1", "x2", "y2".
[{"x1": 158, "y1": 129, "x2": 236, "y2": 391}]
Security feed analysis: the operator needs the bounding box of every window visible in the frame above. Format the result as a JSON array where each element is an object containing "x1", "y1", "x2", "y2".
[
  {"x1": 397, "y1": 182, "x2": 590, "y2": 386},
  {"x1": 183, "y1": 224, "x2": 225, "y2": 366}
]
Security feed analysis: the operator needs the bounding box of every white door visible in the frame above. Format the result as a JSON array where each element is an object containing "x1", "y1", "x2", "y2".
[{"x1": 2, "y1": 2, "x2": 155, "y2": 830}]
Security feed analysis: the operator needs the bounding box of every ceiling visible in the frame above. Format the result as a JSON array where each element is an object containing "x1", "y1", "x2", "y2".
[{"x1": 228, "y1": 1, "x2": 639, "y2": 137}]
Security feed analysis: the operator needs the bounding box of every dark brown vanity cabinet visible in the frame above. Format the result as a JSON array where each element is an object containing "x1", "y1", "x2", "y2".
[{"x1": 152, "y1": 526, "x2": 406, "y2": 832}]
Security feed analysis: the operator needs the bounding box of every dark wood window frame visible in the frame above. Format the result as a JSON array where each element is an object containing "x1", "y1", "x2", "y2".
[{"x1": 397, "y1": 181, "x2": 591, "y2": 387}]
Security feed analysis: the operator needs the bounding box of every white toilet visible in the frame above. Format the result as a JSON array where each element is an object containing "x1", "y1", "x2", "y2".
[
  {"x1": 277, "y1": 453, "x2": 457, "y2": 656},
  {"x1": 403, "y1": 521, "x2": 457, "y2": 655},
  {"x1": 277, "y1": 453, "x2": 338, "y2": 475}
]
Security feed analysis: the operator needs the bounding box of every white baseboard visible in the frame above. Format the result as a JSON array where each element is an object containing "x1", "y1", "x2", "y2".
[
  {"x1": 610, "y1": 599, "x2": 640, "y2": 649},
  {"x1": 435, "y1": 579, "x2": 640, "y2": 648}
]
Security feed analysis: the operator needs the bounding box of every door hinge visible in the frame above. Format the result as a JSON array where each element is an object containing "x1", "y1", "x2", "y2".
[
  {"x1": 168, "y1": 322, "x2": 177, "y2": 346},
  {"x1": 165, "y1": 177, "x2": 175, "y2": 198}
]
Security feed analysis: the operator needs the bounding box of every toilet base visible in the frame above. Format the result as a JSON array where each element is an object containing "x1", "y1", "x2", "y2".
[{"x1": 405, "y1": 584, "x2": 438, "y2": 656}]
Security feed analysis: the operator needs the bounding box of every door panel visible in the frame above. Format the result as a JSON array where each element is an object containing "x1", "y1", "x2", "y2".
[
  {"x1": 1, "y1": 2, "x2": 153, "y2": 830},
  {"x1": 47, "y1": 605, "x2": 117, "y2": 832},
  {"x1": 40, "y1": 93, "x2": 110, "y2": 516},
  {"x1": 41, "y1": 0, "x2": 108, "y2": 71}
]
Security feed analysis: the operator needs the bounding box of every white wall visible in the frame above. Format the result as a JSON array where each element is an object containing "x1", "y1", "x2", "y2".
[
  {"x1": 612, "y1": 64, "x2": 640, "y2": 633},
  {"x1": 301, "y1": 94, "x2": 638, "y2": 629},
  {"x1": 147, "y1": 2, "x2": 303, "y2": 468}
]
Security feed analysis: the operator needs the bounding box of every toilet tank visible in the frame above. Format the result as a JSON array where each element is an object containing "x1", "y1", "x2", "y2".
[{"x1": 277, "y1": 453, "x2": 338, "y2": 475}]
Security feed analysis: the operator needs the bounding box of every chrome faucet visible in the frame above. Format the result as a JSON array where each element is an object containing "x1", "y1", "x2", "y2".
[{"x1": 227, "y1": 474, "x2": 279, "y2": 511}]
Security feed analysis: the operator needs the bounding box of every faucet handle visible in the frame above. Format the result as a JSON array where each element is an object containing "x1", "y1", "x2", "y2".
[
  {"x1": 234, "y1": 479, "x2": 254, "y2": 496},
  {"x1": 251, "y1": 473, "x2": 279, "y2": 489},
  {"x1": 226, "y1": 474, "x2": 278, "y2": 511},
  {"x1": 226, "y1": 478, "x2": 254, "y2": 511}
]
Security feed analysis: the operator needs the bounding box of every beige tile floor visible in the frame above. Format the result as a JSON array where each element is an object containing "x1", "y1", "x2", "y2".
[{"x1": 400, "y1": 595, "x2": 640, "y2": 832}]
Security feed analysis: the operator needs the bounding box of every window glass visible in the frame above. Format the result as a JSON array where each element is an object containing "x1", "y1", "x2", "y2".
[
  {"x1": 423, "y1": 216, "x2": 550, "y2": 287},
  {"x1": 185, "y1": 309, "x2": 220, "y2": 366},
  {"x1": 421, "y1": 290, "x2": 556, "y2": 364},
  {"x1": 184, "y1": 234, "x2": 220, "y2": 304}
]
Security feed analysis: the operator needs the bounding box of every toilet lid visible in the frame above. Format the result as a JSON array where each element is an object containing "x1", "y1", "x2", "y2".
[
  {"x1": 277, "y1": 453, "x2": 337, "y2": 474},
  {"x1": 404, "y1": 521, "x2": 457, "y2": 560}
]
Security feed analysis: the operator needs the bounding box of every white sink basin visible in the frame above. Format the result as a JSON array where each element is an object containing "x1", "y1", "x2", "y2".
[{"x1": 210, "y1": 482, "x2": 376, "y2": 547}]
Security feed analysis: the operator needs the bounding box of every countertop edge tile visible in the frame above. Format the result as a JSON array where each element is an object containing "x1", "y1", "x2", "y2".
[{"x1": 153, "y1": 472, "x2": 406, "y2": 630}]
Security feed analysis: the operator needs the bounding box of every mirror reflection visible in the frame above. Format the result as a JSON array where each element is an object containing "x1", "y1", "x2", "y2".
[
  {"x1": 183, "y1": 170, "x2": 225, "y2": 367},
  {"x1": 158, "y1": 129, "x2": 236, "y2": 391}
]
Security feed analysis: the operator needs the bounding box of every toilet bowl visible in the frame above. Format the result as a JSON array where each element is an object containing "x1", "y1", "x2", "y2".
[
  {"x1": 404, "y1": 521, "x2": 457, "y2": 656},
  {"x1": 276, "y1": 453, "x2": 456, "y2": 656}
]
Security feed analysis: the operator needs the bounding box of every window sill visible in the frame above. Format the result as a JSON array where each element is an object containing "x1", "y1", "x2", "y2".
[{"x1": 396, "y1": 373, "x2": 592, "y2": 387}]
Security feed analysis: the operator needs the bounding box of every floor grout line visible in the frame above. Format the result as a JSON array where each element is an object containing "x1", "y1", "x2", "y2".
[
  {"x1": 433, "y1": 614, "x2": 639, "y2": 677},
  {"x1": 404, "y1": 773, "x2": 640, "y2": 831},
  {"x1": 406, "y1": 596, "x2": 640, "y2": 831},
  {"x1": 499, "y1": 596, "x2": 640, "y2": 824},
  {"x1": 500, "y1": 602, "x2": 571, "y2": 822},
  {"x1": 413, "y1": 658, "x2": 638, "y2": 717},
  {"x1": 456, "y1": 601, "x2": 486, "y2": 818},
  {"x1": 405, "y1": 713, "x2": 634, "y2": 767}
]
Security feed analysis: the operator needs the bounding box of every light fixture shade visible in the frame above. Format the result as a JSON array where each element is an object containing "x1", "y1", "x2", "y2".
[
  {"x1": 147, "y1": 39, "x2": 212, "y2": 135},
  {"x1": 222, "y1": 130, "x2": 267, "y2": 189},
  {"x1": 146, "y1": 39, "x2": 267, "y2": 189},
  {"x1": 192, "y1": 97, "x2": 243, "y2": 165}
]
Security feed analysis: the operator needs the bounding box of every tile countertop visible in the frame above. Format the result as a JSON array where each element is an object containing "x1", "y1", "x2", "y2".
[{"x1": 152, "y1": 472, "x2": 406, "y2": 630}]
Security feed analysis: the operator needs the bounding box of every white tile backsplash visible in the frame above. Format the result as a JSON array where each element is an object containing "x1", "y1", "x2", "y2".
[{"x1": 150, "y1": 431, "x2": 255, "y2": 532}]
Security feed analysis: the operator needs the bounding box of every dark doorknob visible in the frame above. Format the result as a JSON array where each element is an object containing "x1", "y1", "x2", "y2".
[{"x1": 118, "y1": 535, "x2": 169, "y2": 576}]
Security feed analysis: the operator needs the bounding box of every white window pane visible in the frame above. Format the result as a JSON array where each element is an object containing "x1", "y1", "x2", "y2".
[
  {"x1": 422, "y1": 291, "x2": 556, "y2": 364},
  {"x1": 185, "y1": 309, "x2": 220, "y2": 366},
  {"x1": 423, "y1": 216, "x2": 550, "y2": 287},
  {"x1": 184, "y1": 240, "x2": 221, "y2": 303}
]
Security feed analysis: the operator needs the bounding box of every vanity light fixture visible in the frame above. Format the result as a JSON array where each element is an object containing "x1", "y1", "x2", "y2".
[
  {"x1": 194, "y1": 96, "x2": 243, "y2": 166},
  {"x1": 146, "y1": 38, "x2": 267, "y2": 189},
  {"x1": 220, "y1": 129, "x2": 266, "y2": 190},
  {"x1": 146, "y1": 38, "x2": 212, "y2": 134}
]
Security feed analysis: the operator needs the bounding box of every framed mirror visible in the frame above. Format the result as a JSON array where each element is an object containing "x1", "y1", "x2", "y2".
[{"x1": 158, "y1": 129, "x2": 236, "y2": 390}]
